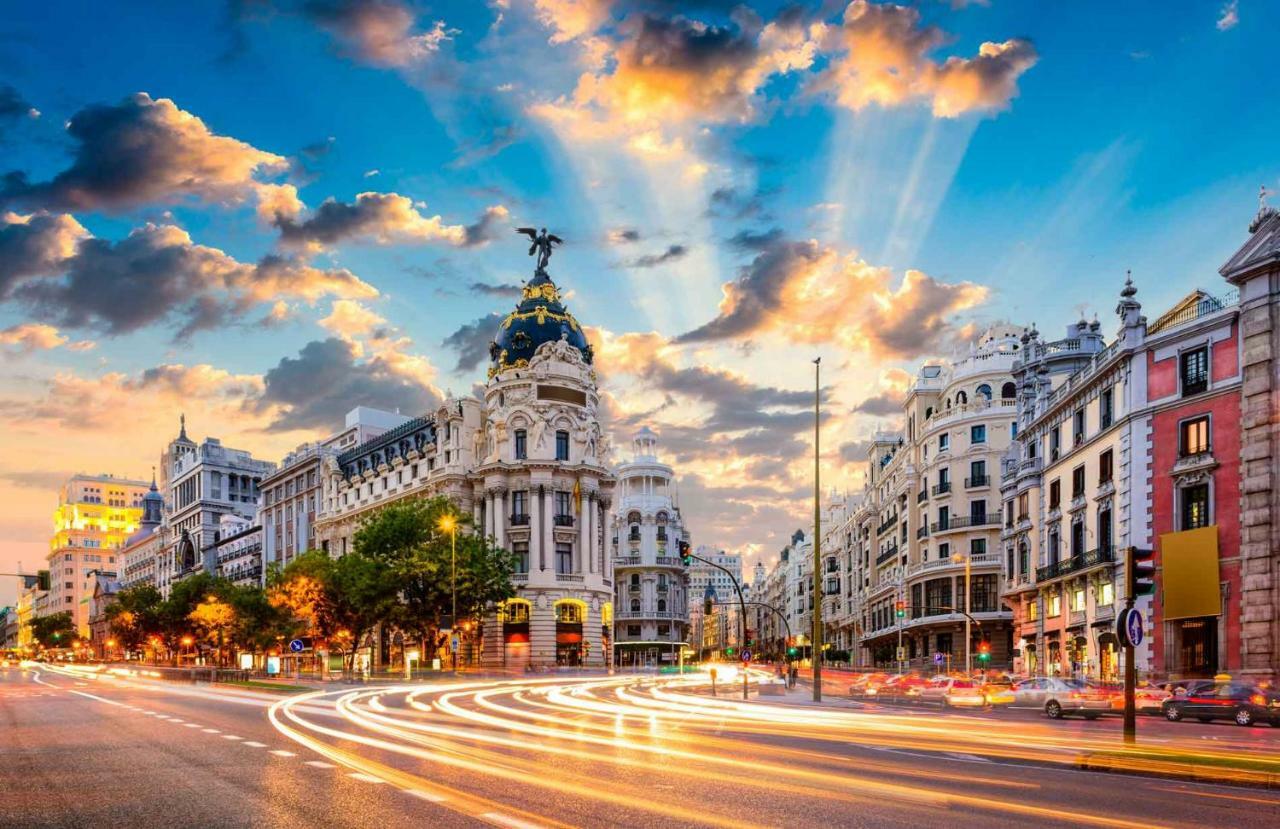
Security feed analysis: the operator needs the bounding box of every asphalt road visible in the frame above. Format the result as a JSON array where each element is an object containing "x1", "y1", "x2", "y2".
[{"x1": 2, "y1": 663, "x2": 1278, "y2": 829}]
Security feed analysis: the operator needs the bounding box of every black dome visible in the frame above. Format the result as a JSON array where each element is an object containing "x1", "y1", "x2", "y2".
[{"x1": 489, "y1": 270, "x2": 592, "y2": 375}]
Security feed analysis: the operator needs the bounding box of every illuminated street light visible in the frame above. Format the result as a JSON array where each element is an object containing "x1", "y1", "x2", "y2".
[
  {"x1": 438, "y1": 512, "x2": 459, "y2": 674},
  {"x1": 952, "y1": 552, "x2": 972, "y2": 674}
]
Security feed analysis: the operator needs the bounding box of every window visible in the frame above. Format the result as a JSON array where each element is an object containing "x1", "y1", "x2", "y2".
[
  {"x1": 514, "y1": 429, "x2": 527, "y2": 460},
  {"x1": 513, "y1": 542, "x2": 528, "y2": 574},
  {"x1": 627, "y1": 625, "x2": 641, "y2": 637},
  {"x1": 970, "y1": 499, "x2": 986, "y2": 522},
  {"x1": 1180, "y1": 416, "x2": 1210, "y2": 456},
  {"x1": 1073, "y1": 409, "x2": 1085, "y2": 445},
  {"x1": 630, "y1": 598, "x2": 641, "y2": 612},
  {"x1": 939, "y1": 433, "x2": 950, "y2": 452},
  {"x1": 1100, "y1": 387, "x2": 1114, "y2": 429},
  {"x1": 556, "y1": 602, "x2": 583, "y2": 623},
  {"x1": 657, "y1": 599, "x2": 667, "y2": 612},
  {"x1": 657, "y1": 623, "x2": 670, "y2": 637},
  {"x1": 555, "y1": 490, "x2": 571, "y2": 517},
  {"x1": 1072, "y1": 466, "x2": 1085, "y2": 498},
  {"x1": 1050, "y1": 427, "x2": 1061, "y2": 461},
  {"x1": 1028, "y1": 600, "x2": 1039, "y2": 621},
  {"x1": 1180, "y1": 347, "x2": 1209, "y2": 396},
  {"x1": 937, "y1": 542, "x2": 950, "y2": 560},
  {"x1": 976, "y1": 384, "x2": 992, "y2": 400},
  {"x1": 1098, "y1": 505, "x2": 1113, "y2": 552},
  {"x1": 971, "y1": 574, "x2": 997, "y2": 612},
  {"x1": 1002, "y1": 381, "x2": 1017, "y2": 399},
  {"x1": 1047, "y1": 593, "x2": 1061, "y2": 617},
  {"x1": 1049, "y1": 480, "x2": 1061, "y2": 510},
  {"x1": 1018, "y1": 541, "x2": 1029, "y2": 577},
  {"x1": 555, "y1": 430, "x2": 570, "y2": 461},
  {"x1": 970, "y1": 538, "x2": 986, "y2": 557},
  {"x1": 969, "y1": 460, "x2": 986, "y2": 486},
  {"x1": 1099, "y1": 449, "x2": 1113, "y2": 484},
  {"x1": 1181, "y1": 484, "x2": 1210, "y2": 530},
  {"x1": 1017, "y1": 492, "x2": 1029, "y2": 520},
  {"x1": 1070, "y1": 587, "x2": 1086, "y2": 612},
  {"x1": 1047, "y1": 528, "x2": 1060, "y2": 566},
  {"x1": 511, "y1": 490, "x2": 527, "y2": 520},
  {"x1": 629, "y1": 573, "x2": 640, "y2": 587},
  {"x1": 555, "y1": 542, "x2": 573, "y2": 574},
  {"x1": 1070, "y1": 518, "x2": 1084, "y2": 557},
  {"x1": 1098, "y1": 581, "x2": 1115, "y2": 606},
  {"x1": 970, "y1": 424, "x2": 986, "y2": 444}
]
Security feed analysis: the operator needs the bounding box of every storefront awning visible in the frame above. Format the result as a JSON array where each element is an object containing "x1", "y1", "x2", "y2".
[{"x1": 1160, "y1": 526, "x2": 1222, "y2": 621}]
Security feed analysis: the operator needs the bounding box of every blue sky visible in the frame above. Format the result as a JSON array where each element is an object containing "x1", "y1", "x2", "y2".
[{"x1": 0, "y1": 0, "x2": 1275, "y2": 600}]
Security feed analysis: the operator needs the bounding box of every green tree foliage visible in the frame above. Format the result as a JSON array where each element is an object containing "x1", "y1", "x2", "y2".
[
  {"x1": 105, "y1": 584, "x2": 163, "y2": 652},
  {"x1": 30, "y1": 611, "x2": 77, "y2": 648}
]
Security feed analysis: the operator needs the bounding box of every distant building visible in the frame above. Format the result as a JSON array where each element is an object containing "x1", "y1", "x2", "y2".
[
  {"x1": 610, "y1": 427, "x2": 691, "y2": 667},
  {"x1": 157, "y1": 416, "x2": 274, "y2": 597},
  {"x1": 87, "y1": 572, "x2": 121, "y2": 658},
  {"x1": 119, "y1": 475, "x2": 165, "y2": 589},
  {"x1": 688, "y1": 546, "x2": 743, "y2": 657},
  {"x1": 45, "y1": 473, "x2": 148, "y2": 637},
  {"x1": 212, "y1": 513, "x2": 263, "y2": 587}
]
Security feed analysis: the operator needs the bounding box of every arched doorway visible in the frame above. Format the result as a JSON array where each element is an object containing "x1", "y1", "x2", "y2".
[
  {"x1": 554, "y1": 599, "x2": 586, "y2": 666},
  {"x1": 1097, "y1": 631, "x2": 1119, "y2": 682},
  {"x1": 501, "y1": 599, "x2": 531, "y2": 667},
  {"x1": 601, "y1": 602, "x2": 613, "y2": 670}
]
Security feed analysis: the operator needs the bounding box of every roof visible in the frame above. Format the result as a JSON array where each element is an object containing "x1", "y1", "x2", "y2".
[{"x1": 1220, "y1": 207, "x2": 1280, "y2": 283}]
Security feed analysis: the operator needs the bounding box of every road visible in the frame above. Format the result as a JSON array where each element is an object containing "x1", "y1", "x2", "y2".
[{"x1": 2, "y1": 663, "x2": 1278, "y2": 829}]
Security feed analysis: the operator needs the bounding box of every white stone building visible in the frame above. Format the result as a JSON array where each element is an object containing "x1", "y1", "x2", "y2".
[{"x1": 610, "y1": 427, "x2": 691, "y2": 667}]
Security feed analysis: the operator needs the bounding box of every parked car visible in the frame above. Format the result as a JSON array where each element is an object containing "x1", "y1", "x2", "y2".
[
  {"x1": 848, "y1": 673, "x2": 891, "y2": 698},
  {"x1": 882, "y1": 674, "x2": 932, "y2": 702},
  {"x1": 980, "y1": 678, "x2": 1016, "y2": 707},
  {"x1": 1162, "y1": 682, "x2": 1280, "y2": 727},
  {"x1": 918, "y1": 676, "x2": 987, "y2": 708},
  {"x1": 1012, "y1": 678, "x2": 1114, "y2": 719}
]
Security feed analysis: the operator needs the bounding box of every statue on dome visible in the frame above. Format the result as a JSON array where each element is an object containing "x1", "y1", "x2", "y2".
[{"x1": 515, "y1": 226, "x2": 563, "y2": 273}]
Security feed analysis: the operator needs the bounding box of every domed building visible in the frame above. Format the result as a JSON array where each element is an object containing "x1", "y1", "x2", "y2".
[
  {"x1": 314, "y1": 244, "x2": 617, "y2": 671},
  {"x1": 119, "y1": 473, "x2": 166, "y2": 589}
]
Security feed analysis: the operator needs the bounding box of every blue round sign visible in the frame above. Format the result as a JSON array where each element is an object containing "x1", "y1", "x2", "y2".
[
  {"x1": 289, "y1": 638, "x2": 305, "y2": 653},
  {"x1": 740, "y1": 649, "x2": 752, "y2": 664},
  {"x1": 1118, "y1": 608, "x2": 1144, "y2": 647}
]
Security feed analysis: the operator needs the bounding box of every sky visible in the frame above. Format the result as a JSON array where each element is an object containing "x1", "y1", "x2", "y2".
[{"x1": 1, "y1": 0, "x2": 1276, "y2": 604}]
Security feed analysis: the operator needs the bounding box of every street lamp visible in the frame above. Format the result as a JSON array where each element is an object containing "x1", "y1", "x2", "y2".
[
  {"x1": 438, "y1": 512, "x2": 459, "y2": 674},
  {"x1": 951, "y1": 552, "x2": 972, "y2": 674}
]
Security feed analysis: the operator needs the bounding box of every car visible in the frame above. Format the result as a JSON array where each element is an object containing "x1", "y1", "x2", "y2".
[
  {"x1": 848, "y1": 673, "x2": 890, "y2": 698},
  {"x1": 1162, "y1": 682, "x2": 1280, "y2": 727},
  {"x1": 981, "y1": 679, "x2": 1016, "y2": 707},
  {"x1": 1011, "y1": 678, "x2": 1113, "y2": 719},
  {"x1": 882, "y1": 674, "x2": 932, "y2": 702},
  {"x1": 1133, "y1": 683, "x2": 1173, "y2": 714},
  {"x1": 919, "y1": 677, "x2": 987, "y2": 708}
]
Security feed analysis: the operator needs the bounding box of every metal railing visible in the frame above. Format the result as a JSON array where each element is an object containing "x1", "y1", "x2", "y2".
[
  {"x1": 930, "y1": 513, "x2": 996, "y2": 532},
  {"x1": 965, "y1": 475, "x2": 989, "y2": 488},
  {"x1": 1035, "y1": 546, "x2": 1115, "y2": 582},
  {"x1": 931, "y1": 482, "x2": 952, "y2": 496},
  {"x1": 553, "y1": 514, "x2": 574, "y2": 527},
  {"x1": 510, "y1": 513, "x2": 529, "y2": 526},
  {"x1": 1147, "y1": 289, "x2": 1238, "y2": 335}
]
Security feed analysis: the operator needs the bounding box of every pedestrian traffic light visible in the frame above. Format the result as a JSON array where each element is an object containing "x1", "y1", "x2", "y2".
[
  {"x1": 895, "y1": 600, "x2": 906, "y2": 618},
  {"x1": 1126, "y1": 547, "x2": 1156, "y2": 599},
  {"x1": 679, "y1": 541, "x2": 693, "y2": 567},
  {"x1": 977, "y1": 640, "x2": 991, "y2": 662}
]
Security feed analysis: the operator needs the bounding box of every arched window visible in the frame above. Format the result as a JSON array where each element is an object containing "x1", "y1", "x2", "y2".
[
  {"x1": 627, "y1": 511, "x2": 641, "y2": 524},
  {"x1": 945, "y1": 398, "x2": 952, "y2": 409},
  {"x1": 630, "y1": 573, "x2": 640, "y2": 587},
  {"x1": 555, "y1": 600, "x2": 584, "y2": 624},
  {"x1": 502, "y1": 600, "x2": 530, "y2": 624},
  {"x1": 925, "y1": 406, "x2": 933, "y2": 419},
  {"x1": 513, "y1": 429, "x2": 527, "y2": 460},
  {"x1": 956, "y1": 390, "x2": 968, "y2": 405},
  {"x1": 1002, "y1": 382, "x2": 1017, "y2": 399},
  {"x1": 657, "y1": 599, "x2": 667, "y2": 613},
  {"x1": 656, "y1": 511, "x2": 668, "y2": 525},
  {"x1": 630, "y1": 598, "x2": 640, "y2": 612},
  {"x1": 975, "y1": 384, "x2": 992, "y2": 400}
]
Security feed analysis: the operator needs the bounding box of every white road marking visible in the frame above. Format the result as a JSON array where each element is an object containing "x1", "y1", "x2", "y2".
[
  {"x1": 305, "y1": 760, "x2": 336, "y2": 769},
  {"x1": 946, "y1": 752, "x2": 992, "y2": 763},
  {"x1": 242, "y1": 741, "x2": 267, "y2": 748},
  {"x1": 183, "y1": 723, "x2": 200, "y2": 728},
  {"x1": 68, "y1": 690, "x2": 126, "y2": 707},
  {"x1": 348, "y1": 772, "x2": 385, "y2": 784},
  {"x1": 404, "y1": 789, "x2": 447, "y2": 803},
  {"x1": 269, "y1": 750, "x2": 296, "y2": 757},
  {"x1": 222, "y1": 735, "x2": 243, "y2": 741},
  {"x1": 480, "y1": 812, "x2": 545, "y2": 829},
  {"x1": 202, "y1": 728, "x2": 220, "y2": 734}
]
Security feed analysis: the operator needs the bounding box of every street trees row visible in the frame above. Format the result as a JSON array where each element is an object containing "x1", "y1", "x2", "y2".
[{"x1": 102, "y1": 496, "x2": 518, "y2": 672}]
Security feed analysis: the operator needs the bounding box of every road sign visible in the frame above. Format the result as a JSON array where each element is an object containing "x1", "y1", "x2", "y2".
[
  {"x1": 933, "y1": 652, "x2": 944, "y2": 665},
  {"x1": 896, "y1": 646, "x2": 906, "y2": 661},
  {"x1": 740, "y1": 649, "x2": 752, "y2": 663},
  {"x1": 450, "y1": 635, "x2": 460, "y2": 652},
  {"x1": 1117, "y1": 608, "x2": 1144, "y2": 648},
  {"x1": 288, "y1": 638, "x2": 305, "y2": 653}
]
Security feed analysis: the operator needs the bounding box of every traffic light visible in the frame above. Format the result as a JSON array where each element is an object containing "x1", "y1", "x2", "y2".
[
  {"x1": 977, "y1": 640, "x2": 991, "y2": 662},
  {"x1": 724, "y1": 646, "x2": 735, "y2": 658},
  {"x1": 679, "y1": 541, "x2": 693, "y2": 567},
  {"x1": 894, "y1": 600, "x2": 906, "y2": 618},
  {"x1": 1127, "y1": 547, "x2": 1156, "y2": 600},
  {"x1": 703, "y1": 595, "x2": 713, "y2": 616}
]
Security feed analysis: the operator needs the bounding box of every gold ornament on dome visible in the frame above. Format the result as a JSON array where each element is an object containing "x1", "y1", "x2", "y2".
[{"x1": 522, "y1": 282, "x2": 559, "y2": 302}]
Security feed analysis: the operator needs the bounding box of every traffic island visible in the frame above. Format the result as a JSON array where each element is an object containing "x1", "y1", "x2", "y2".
[{"x1": 1075, "y1": 748, "x2": 1280, "y2": 789}]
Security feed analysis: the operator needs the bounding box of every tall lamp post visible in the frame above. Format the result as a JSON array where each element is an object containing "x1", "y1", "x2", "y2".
[
  {"x1": 951, "y1": 552, "x2": 972, "y2": 674},
  {"x1": 812, "y1": 356, "x2": 822, "y2": 702},
  {"x1": 438, "y1": 513, "x2": 459, "y2": 674}
]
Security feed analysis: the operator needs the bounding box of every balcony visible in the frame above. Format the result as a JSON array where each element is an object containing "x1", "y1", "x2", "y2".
[
  {"x1": 628, "y1": 582, "x2": 641, "y2": 592},
  {"x1": 1035, "y1": 546, "x2": 1115, "y2": 582},
  {"x1": 628, "y1": 533, "x2": 641, "y2": 543},
  {"x1": 875, "y1": 544, "x2": 899, "y2": 566},
  {"x1": 916, "y1": 525, "x2": 929, "y2": 540},
  {"x1": 556, "y1": 573, "x2": 584, "y2": 583},
  {"x1": 655, "y1": 556, "x2": 682, "y2": 567},
  {"x1": 616, "y1": 610, "x2": 678, "y2": 620},
  {"x1": 965, "y1": 475, "x2": 989, "y2": 488},
  {"x1": 1069, "y1": 609, "x2": 1086, "y2": 626},
  {"x1": 877, "y1": 515, "x2": 898, "y2": 536},
  {"x1": 614, "y1": 556, "x2": 641, "y2": 567},
  {"x1": 553, "y1": 514, "x2": 575, "y2": 527},
  {"x1": 930, "y1": 513, "x2": 997, "y2": 533},
  {"x1": 931, "y1": 482, "x2": 952, "y2": 496},
  {"x1": 510, "y1": 513, "x2": 529, "y2": 526},
  {"x1": 917, "y1": 490, "x2": 928, "y2": 503}
]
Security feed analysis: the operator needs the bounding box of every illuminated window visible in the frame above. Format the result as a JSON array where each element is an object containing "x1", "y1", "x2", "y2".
[
  {"x1": 1098, "y1": 581, "x2": 1114, "y2": 606},
  {"x1": 1070, "y1": 587, "x2": 1086, "y2": 612},
  {"x1": 1179, "y1": 417, "x2": 1210, "y2": 456},
  {"x1": 556, "y1": 601, "x2": 583, "y2": 623},
  {"x1": 1047, "y1": 593, "x2": 1061, "y2": 617}
]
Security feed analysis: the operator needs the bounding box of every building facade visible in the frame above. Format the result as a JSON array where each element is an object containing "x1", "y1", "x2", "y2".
[
  {"x1": 45, "y1": 473, "x2": 148, "y2": 636},
  {"x1": 689, "y1": 546, "x2": 746, "y2": 657},
  {"x1": 119, "y1": 476, "x2": 164, "y2": 589},
  {"x1": 315, "y1": 263, "x2": 617, "y2": 670},
  {"x1": 157, "y1": 419, "x2": 273, "y2": 597},
  {"x1": 212, "y1": 513, "x2": 264, "y2": 587},
  {"x1": 610, "y1": 427, "x2": 691, "y2": 667}
]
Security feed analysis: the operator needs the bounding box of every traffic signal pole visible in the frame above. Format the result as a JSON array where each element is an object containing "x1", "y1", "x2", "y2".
[
  {"x1": 687, "y1": 550, "x2": 750, "y2": 699},
  {"x1": 1122, "y1": 546, "x2": 1155, "y2": 745}
]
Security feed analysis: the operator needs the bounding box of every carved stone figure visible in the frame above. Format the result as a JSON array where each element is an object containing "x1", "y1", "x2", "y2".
[{"x1": 515, "y1": 227, "x2": 563, "y2": 273}]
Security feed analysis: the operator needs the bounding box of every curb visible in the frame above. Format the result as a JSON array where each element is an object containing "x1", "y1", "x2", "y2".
[{"x1": 1075, "y1": 752, "x2": 1280, "y2": 789}]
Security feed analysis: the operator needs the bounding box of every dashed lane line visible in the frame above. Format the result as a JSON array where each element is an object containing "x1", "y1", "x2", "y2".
[
  {"x1": 222, "y1": 735, "x2": 243, "y2": 741},
  {"x1": 305, "y1": 761, "x2": 336, "y2": 769},
  {"x1": 242, "y1": 741, "x2": 267, "y2": 748},
  {"x1": 202, "y1": 728, "x2": 220, "y2": 734},
  {"x1": 480, "y1": 811, "x2": 547, "y2": 829},
  {"x1": 270, "y1": 750, "x2": 297, "y2": 757},
  {"x1": 348, "y1": 772, "x2": 385, "y2": 784},
  {"x1": 404, "y1": 789, "x2": 448, "y2": 803}
]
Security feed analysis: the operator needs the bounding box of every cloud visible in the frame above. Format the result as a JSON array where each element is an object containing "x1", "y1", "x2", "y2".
[
  {"x1": 838, "y1": 439, "x2": 873, "y2": 464},
  {"x1": 450, "y1": 123, "x2": 521, "y2": 168},
  {"x1": 254, "y1": 337, "x2": 439, "y2": 431},
  {"x1": 319, "y1": 299, "x2": 388, "y2": 339},
  {"x1": 531, "y1": 0, "x2": 612, "y2": 44},
  {"x1": 0, "y1": 92, "x2": 295, "y2": 214},
  {"x1": 1217, "y1": 1, "x2": 1238, "y2": 31},
  {"x1": 0, "y1": 85, "x2": 39, "y2": 136},
  {"x1": 273, "y1": 192, "x2": 507, "y2": 249},
  {"x1": 260, "y1": 0, "x2": 457, "y2": 67},
  {"x1": 727, "y1": 226, "x2": 784, "y2": 251},
  {"x1": 816, "y1": 1, "x2": 1037, "y2": 118},
  {"x1": 0, "y1": 323, "x2": 67, "y2": 351},
  {"x1": 0, "y1": 212, "x2": 90, "y2": 296},
  {"x1": 674, "y1": 236, "x2": 987, "y2": 357},
  {"x1": 468, "y1": 281, "x2": 523, "y2": 298},
  {"x1": 852, "y1": 368, "x2": 912, "y2": 416},
  {"x1": 1, "y1": 215, "x2": 377, "y2": 338},
  {"x1": 607, "y1": 226, "x2": 641, "y2": 244},
  {"x1": 623, "y1": 243, "x2": 687, "y2": 268},
  {"x1": 0, "y1": 469, "x2": 76, "y2": 490},
  {"x1": 442, "y1": 312, "x2": 504, "y2": 373}
]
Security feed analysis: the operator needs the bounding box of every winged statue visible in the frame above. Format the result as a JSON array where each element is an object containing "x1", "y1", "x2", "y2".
[{"x1": 515, "y1": 226, "x2": 563, "y2": 273}]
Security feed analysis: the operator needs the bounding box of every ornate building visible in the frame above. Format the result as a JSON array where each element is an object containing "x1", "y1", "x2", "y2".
[
  {"x1": 119, "y1": 475, "x2": 164, "y2": 589},
  {"x1": 314, "y1": 259, "x2": 616, "y2": 670},
  {"x1": 610, "y1": 427, "x2": 691, "y2": 668}
]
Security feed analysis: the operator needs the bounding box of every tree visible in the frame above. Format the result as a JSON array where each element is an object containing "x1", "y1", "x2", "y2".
[
  {"x1": 105, "y1": 584, "x2": 163, "y2": 653},
  {"x1": 30, "y1": 612, "x2": 77, "y2": 649},
  {"x1": 354, "y1": 496, "x2": 518, "y2": 664},
  {"x1": 188, "y1": 595, "x2": 236, "y2": 666}
]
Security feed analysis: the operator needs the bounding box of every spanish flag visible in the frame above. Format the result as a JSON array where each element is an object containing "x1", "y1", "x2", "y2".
[{"x1": 572, "y1": 479, "x2": 582, "y2": 515}]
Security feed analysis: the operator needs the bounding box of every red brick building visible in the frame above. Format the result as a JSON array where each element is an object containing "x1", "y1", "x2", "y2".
[{"x1": 1143, "y1": 292, "x2": 1242, "y2": 677}]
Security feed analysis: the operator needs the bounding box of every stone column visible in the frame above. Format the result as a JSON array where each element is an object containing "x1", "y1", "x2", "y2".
[
  {"x1": 496, "y1": 489, "x2": 507, "y2": 550},
  {"x1": 533, "y1": 486, "x2": 545, "y2": 572},
  {"x1": 579, "y1": 486, "x2": 590, "y2": 574},
  {"x1": 543, "y1": 485, "x2": 554, "y2": 574}
]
